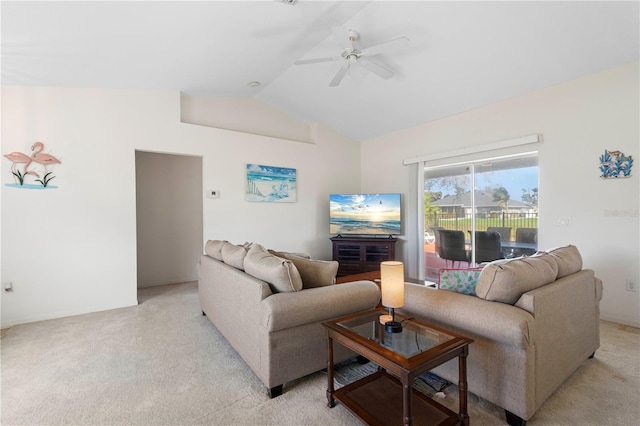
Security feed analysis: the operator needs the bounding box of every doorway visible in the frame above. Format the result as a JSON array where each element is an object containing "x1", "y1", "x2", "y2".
[
  {"x1": 135, "y1": 151, "x2": 203, "y2": 289},
  {"x1": 423, "y1": 153, "x2": 538, "y2": 280}
]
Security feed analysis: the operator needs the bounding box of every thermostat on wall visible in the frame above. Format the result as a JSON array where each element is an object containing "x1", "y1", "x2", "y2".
[{"x1": 206, "y1": 190, "x2": 220, "y2": 199}]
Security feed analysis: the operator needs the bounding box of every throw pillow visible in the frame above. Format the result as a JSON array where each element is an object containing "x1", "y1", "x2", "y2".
[
  {"x1": 244, "y1": 243, "x2": 303, "y2": 293},
  {"x1": 475, "y1": 254, "x2": 559, "y2": 304},
  {"x1": 204, "y1": 239, "x2": 227, "y2": 261},
  {"x1": 277, "y1": 253, "x2": 338, "y2": 289},
  {"x1": 438, "y1": 268, "x2": 483, "y2": 295},
  {"x1": 221, "y1": 242, "x2": 250, "y2": 270}
]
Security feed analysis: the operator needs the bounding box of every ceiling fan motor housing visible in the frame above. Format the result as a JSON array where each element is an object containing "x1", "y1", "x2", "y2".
[
  {"x1": 342, "y1": 48, "x2": 361, "y2": 60},
  {"x1": 344, "y1": 30, "x2": 361, "y2": 60}
]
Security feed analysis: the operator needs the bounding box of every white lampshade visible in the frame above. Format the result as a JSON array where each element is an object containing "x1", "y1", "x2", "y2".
[{"x1": 381, "y1": 261, "x2": 404, "y2": 309}]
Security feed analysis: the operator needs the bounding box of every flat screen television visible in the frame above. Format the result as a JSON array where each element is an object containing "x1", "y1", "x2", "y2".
[{"x1": 330, "y1": 193, "x2": 401, "y2": 236}]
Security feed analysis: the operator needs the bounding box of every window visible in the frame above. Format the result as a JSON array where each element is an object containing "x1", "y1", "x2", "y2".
[{"x1": 423, "y1": 153, "x2": 538, "y2": 280}]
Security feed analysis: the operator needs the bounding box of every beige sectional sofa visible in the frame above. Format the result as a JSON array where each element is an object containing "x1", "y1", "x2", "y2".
[
  {"x1": 399, "y1": 245, "x2": 602, "y2": 426},
  {"x1": 197, "y1": 240, "x2": 380, "y2": 397}
]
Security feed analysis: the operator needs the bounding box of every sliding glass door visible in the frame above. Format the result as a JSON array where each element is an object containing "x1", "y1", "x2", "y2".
[{"x1": 423, "y1": 153, "x2": 538, "y2": 280}]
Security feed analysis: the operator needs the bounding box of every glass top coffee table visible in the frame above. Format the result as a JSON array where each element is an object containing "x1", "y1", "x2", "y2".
[{"x1": 323, "y1": 309, "x2": 473, "y2": 426}]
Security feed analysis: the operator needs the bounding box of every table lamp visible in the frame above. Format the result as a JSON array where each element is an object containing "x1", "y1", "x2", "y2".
[{"x1": 380, "y1": 261, "x2": 404, "y2": 333}]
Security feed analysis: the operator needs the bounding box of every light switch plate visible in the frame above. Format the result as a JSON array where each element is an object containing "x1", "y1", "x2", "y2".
[
  {"x1": 206, "y1": 190, "x2": 220, "y2": 199},
  {"x1": 554, "y1": 216, "x2": 571, "y2": 227}
]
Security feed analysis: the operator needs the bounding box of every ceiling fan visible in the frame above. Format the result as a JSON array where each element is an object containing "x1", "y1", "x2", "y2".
[{"x1": 294, "y1": 28, "x2": 410, "y2": 87}]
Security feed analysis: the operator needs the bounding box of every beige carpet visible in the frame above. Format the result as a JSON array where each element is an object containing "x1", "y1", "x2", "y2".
[{"x1": 1, "y1": 282, "x2": 639, "y2": 425}]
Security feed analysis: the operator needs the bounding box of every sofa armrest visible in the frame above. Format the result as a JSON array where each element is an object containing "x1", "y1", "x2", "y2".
[
  {"x1": 514, "y1": 269, "x2": 601, "y2": 351},
  {"x1": 594, "y1": 276, "x2": 603, "y2": 303},
  {"x1": 514, "y1": 269, "x2": 601, "y2": 406},
  {"x1": 515, "y1": 269, "x2": 600, "y2": 319},
  {"x1": 400, "y1": 283, "x2": 535, "y2": 349},
  {"x1": 260, "y1": 280, "x2": 380, "y2": 332},
  {"x1": 198, "y1": 255, "x2": 273, "y2": 313}
]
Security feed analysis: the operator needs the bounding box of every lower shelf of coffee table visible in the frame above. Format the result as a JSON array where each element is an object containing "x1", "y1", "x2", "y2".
[{"x1": 334, "y1": 371, "x2": 461, "y2": 426}]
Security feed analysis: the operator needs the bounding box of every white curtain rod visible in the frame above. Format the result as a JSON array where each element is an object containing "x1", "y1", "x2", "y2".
[{"x1": 403, "y1": 134, "x2": 541, "y2": 165}]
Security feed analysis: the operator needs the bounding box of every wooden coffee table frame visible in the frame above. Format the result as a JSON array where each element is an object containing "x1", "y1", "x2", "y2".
[{"x1": 324, "y1": 309, "x2": 473, "y2": 426}]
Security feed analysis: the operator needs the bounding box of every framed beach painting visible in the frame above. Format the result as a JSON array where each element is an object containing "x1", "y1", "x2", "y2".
[{"x1": 246, "y1": 164, "x2": 297, "y2": 202}]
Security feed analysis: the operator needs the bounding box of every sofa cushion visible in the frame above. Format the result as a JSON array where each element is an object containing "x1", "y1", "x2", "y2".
[
  {"x1": 475, "y1": 254, "x2": 559, "y2": 304},
  {"x1": 204, "y1": 239, "x2": 227, "y2": 261},
  {"x1": 268, "y1": 249, "x2": 311, "y2": 259},
  {"x1": 221, "y1": 242, "x2": 250, "y2": 270},
  {"x1": 438, "y1": 267, "x2": 484, "y2": 295},
  {"x1": 244, "y1": 244, "x2": 303, "y2": 293},
  {"x1": 541, "y1": 245, "x2": 582, "y2": 278},
  {"x1": 277, "y1": 253, "x2": 338, "y2": 289}
]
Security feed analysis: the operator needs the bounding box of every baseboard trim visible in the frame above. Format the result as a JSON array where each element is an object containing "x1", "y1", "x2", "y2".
[
  {"x1": 137, "y1": 279, "x2": 197, "y2": 289},
  {"x1": 0, "y1": 298, "x2": 139, "y2": 329},
  {"x1": 600, "y1": 315, "x2": 640, "y2": 329}
]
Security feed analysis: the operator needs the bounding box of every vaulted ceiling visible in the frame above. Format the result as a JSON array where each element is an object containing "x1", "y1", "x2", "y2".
[{"x1": 2, "y1": 1, "x2": 638, "y2": 141}]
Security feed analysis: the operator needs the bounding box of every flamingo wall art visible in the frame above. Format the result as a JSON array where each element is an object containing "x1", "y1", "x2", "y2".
[{"x1": 3, "y1": 141, "x2": 61, "y2": 189}]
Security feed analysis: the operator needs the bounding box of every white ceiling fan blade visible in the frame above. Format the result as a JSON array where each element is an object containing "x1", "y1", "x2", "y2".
[
  {"x1": 357, "y1": 57, "x2": 395, "y2": 80},
  {"x1": 360, "y1": 36, "x2": 410, "y2": 57},
  {"x1": 329, "y1": 62, "x2": 350, "y2": 87},
  {"x1": 294, "y1": 56, "x2": 342, "y2": 65}
]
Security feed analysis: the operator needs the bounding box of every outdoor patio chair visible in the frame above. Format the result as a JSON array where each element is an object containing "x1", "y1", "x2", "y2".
[
  {"x1": 515, "y1": 227, "x2": 538, "y2": 256},
  {"x1": 487, "y1": 227, "x2": 512, "y2": 257},
  {"x1": 435, "y1": 229, "x2": 468, "y2": 268},
  {"x1": 473, "y1": 231, "x2": 504, "y2": 264},
  {"x1": 487, "y1": 227, "x2": 511, "y2": 243}
]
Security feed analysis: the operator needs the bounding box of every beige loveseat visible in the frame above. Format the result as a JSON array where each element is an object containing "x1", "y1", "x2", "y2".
[
  {"x1": 198, "y1": 240, "x2": 380, "y2": 397},
  {"x1": 399, "y1": 245, "x2": 602, "y2": 426}
]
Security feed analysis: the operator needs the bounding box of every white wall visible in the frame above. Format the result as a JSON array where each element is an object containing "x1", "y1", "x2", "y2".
[
  {"x1": 135, "y1": 151, "x2": 203, "y2": 288},
  {"x1": 4, "y1": 64, "x2": 636, "y2": 328},
  {"x1": 361, "y1": 62, "x2": 640, "y2": 327},
  {"x1": 1, "y1": 86, "x2": 361, "y2": 327},
  {"x1": 181, "y1": 95, "x2": 315, "y2": 143}
]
